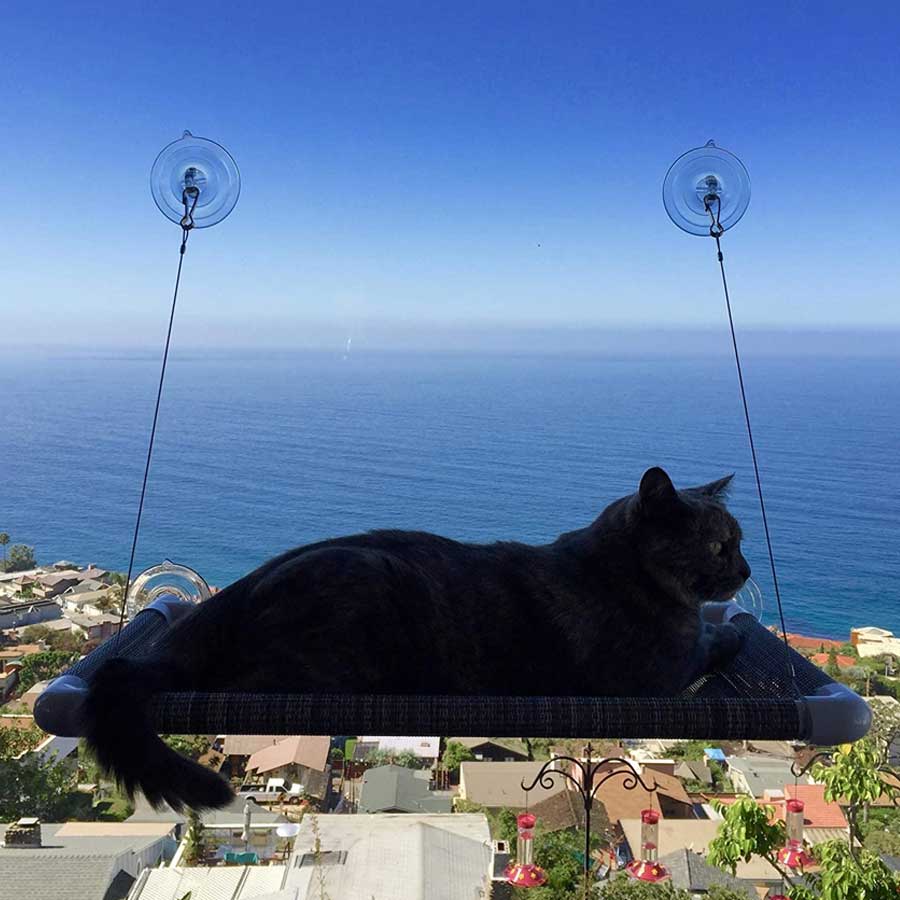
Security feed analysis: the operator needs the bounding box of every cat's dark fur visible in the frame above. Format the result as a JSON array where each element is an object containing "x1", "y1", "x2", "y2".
[{"x1": 83, "y1": 467, "x2": 750, "y2": 811}]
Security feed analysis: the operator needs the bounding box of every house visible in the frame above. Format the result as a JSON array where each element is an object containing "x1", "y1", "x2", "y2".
[
  {"x1": 15, "y1": 734, "x2": 80, "y2": 770},
  {"x1": 65, "y1": 612, "x2": 120, "y2": 642},
  {"x1": 851, "y1": 626, "x2": 900, "y2": 658},
  {"x1": 619, "y1": 817, "x2": 782, "y2": 893},
  {"x1": 0, "y1": 599, "x2": 62, "y2": 630},
  {"x1": 0, "y1": 643, "x2": 42, "y2": 661},
  {"x1": 245, "y1": 734, "x2": 331, "y2": 798},
  {"x1": 33, "y1": 572, "x2": 82, "y2": 599},
  {"x1": 458, "y1": 761, "x2": 564, "y2": 809},
  {"x1": 725, "y1": 756, "x2": 800, "y2": 797},
  {"x1": 810, "y1": 652, "x2": 856, "y2": 669},
  {"x1": 657, "y1": 848, "x2": 755, "y2": 897},
  {"x1": 358, "y1": 764, "x2": 452, "y2": 813},
  {"x1": 357, "y1": 735, "x2": 440, "y2": 764},
  {"x1": 0, "y1": 663, "x2": 19, "y2": 700},
  {"x1": 286, "y1": 813, "x2": 493, "y2": 899},
  {"x1": 0, "y1": 818, "x2": 178, "y2": 900},
  {"x1": 566, "y1": 758, "x2": 695, "y2": 822},
  {"x1": 674, "y1": 759, "x2": 714, "y2": 787},
  {"x1": 61, "y1": 589, "x2": 113, "y2": 616},
  {"x1": 128, "y1": 865, "x2": 289, "y2": 899},
  {"x1": 528, "y1": 788, "x2": 610, "y2": 837},
  {"x1": 785, "y1": 632, "x2": 843, "y2": 652},
  {"x1": 129, "y1": 813, "x2": 495, "y2": 900},
  {"x1": 217, "y1": 734, "x2": 310, "y2": 779},
  {"x1": 447, "y1": 737, "x2": 530, "y2": 762}
]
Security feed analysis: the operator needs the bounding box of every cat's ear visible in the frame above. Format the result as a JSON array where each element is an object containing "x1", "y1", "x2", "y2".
[
  {"x1": 696, "y1": 474, "x2": 734, "y2": 500},
  {"x1": 638, "y1": 467, "x2": 678, "y2": 507}
]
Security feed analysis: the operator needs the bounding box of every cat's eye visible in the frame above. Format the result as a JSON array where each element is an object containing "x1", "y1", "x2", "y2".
[{"x1": 709, "y1": 541, "x2": 723, "y2": 555}]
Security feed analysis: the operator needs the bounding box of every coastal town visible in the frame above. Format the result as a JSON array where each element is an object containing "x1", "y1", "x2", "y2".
[{"x1": 1, "y1": 552, "x2": 898, "y2": 899}]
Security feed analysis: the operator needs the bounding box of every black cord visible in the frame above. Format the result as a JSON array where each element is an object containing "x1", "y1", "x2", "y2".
[
  {"x1": 114, "y1": 224, "x2": 192, "y2": 646},
  {"x1": 711, "y1": 225, "x2": 796, "y2": 691}
]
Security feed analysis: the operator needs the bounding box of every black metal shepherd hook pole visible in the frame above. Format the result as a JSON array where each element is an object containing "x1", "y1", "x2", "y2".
[{"x1": 520, "y1": 743, "x2": 659, "y2": 893}]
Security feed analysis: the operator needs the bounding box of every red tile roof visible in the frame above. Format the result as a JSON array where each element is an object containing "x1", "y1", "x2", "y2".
[
  {"x1": 784, "y1": 633, "x2": 843, "y2": 651},
  {"x1": 712, "y1": 784, "x2": 848, "y2": 830},
  {"x1": 810, "y1": 653, "x2": 856, "y2": 669},
  {"x1": 785, "y1": 784, "x2": 848, "y2": 829}
]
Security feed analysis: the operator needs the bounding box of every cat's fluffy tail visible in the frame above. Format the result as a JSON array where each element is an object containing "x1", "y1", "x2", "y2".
[{"x1": 83, "y1": 656, "x2": 234, "y2": 811}]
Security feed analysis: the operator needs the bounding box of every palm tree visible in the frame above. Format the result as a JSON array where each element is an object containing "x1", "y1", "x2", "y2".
[{"x1": 0, "y1": 533, "x2": 9, "y2": 570}]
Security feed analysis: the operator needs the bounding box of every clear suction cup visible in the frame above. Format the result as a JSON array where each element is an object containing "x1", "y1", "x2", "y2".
[
  {"x1": 731, "y1": 576, "x2": 764, "y2": 621},
  {"x1": 663, "y1": 140, "x2": 750, "y2": 236},
  {"x1": 150, "y1": 131, "x2": 240, "y2": 228},
  {"x1": 126, "y1": 559, "x2": 211, "y2": 619}
]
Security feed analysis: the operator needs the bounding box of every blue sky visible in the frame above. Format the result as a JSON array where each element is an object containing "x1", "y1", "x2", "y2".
[{"x1": 1, "y1": 1, "x2": 898, "y2": 348}]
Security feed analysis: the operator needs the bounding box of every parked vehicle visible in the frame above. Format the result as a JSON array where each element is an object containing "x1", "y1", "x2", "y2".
[{"x1": 238, "y1": 777, "x2": 306, "y2": 804}]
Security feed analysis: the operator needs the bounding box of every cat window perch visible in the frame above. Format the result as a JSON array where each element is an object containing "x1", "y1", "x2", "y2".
[{"x1": 34, "y1": 136, "x2": 871, "y2": 746}]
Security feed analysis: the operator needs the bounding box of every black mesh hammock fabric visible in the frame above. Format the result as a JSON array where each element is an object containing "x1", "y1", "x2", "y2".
[{"x1": 35, "y1": 596, "x2": 870, "y2": 745}]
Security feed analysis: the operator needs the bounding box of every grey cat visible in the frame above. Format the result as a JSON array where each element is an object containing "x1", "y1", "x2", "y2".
[{"x1": 84, "y1": 466, "x2": 749, "y2": 810}]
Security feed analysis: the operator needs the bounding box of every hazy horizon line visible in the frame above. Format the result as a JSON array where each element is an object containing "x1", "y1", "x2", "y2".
[{"x1": 3, "y1": 322, "x2": 898, "y2": 359}]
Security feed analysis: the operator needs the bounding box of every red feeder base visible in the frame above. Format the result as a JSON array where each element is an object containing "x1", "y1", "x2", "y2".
[
  {"x1": 778, "y1": 845, "x2": 815, "y2": 869},
  {"x1": 626, "y1": 859, "x2": 670, "y2": 882},
  {"x1": 505, "y1": 863, "x2": 548, "y2": 888}
]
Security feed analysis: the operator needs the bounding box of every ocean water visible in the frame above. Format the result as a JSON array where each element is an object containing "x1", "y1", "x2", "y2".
[{"x1": 1, "y1": 348, "x2": 897, "y2": 640}]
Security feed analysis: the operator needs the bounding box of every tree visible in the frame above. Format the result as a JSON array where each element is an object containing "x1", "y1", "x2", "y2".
[
  {"x1": 825, "y1": 646, "x2": 841, "y2": 677},
  {"x1": 162, "y1": 735, "x2": 212, "y2": 761},
  {"x1": 597, "y1": 874, "x2": 691, "y2": 899},
  {"x1": 788, "y1": 841, "x2": 898, "y2": 900},
  {"x1": 0, "y1": 728, "x2": 83, "y2": 821},
  {"x1": 442, "y1": 740, "x2": 475, "y2": 774},
  {"x1": 182, "y1": 807, "x2": 205, "y2": 866},
  {"x1": 811, "y1": 741, "x2": 887, "y2": 850},
  {"x1": 16, "y1": 650, "x2": 80, "y2": 693},
  {"x1": 707, "y1": 795, "x2": 786, "y2": 878},
  {"x1": 365, "y1": 748, "x2": 423, "y2": 769},
  {"x1": 5, "y1": 544, "x2": 36, "y2": 573},
  {"x1": 21, "y1": 624, "x2": 53, "y2": 645},
  {"x1": 708, "y1": 741, "x2": 900, "y2": 900},
  {"x1": 0, "y1": 532, "x2": 9, "y2": 568}
]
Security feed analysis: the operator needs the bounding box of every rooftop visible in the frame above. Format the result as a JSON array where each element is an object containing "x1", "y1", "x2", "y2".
[
  {"x1": 246, "y1": 734, "x2": 331, "y2": 775},
  {"x1": 360, "y1": 735, "x2": 440, "y2": 758},
  {"x1": 660, "y1": 848, "x2": 755, "y2": 897},
  {"x1": 459, "y1": 760, "x2": 563, "y2": 808},
  {"x1": 0, "y1": 821, "x2": 176, "y2": 900},
  {"x1": 358, "y1": 764, "x2": 452, "y2": 814},
  {"x1": 285, "y1": 813, "x2": 491, "y2": 900}
]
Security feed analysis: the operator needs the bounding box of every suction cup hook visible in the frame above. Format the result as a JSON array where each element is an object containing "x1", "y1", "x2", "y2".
[
  {"x1": 127, "y1": 559, "x2": 211, "y2": 619},
  {"x1": 731, "y1": 576, "x2": 764, "y2": 621},
  {"x1": 150, "y1": 130, "x2": 240, "y2": 229},
  {"x1": 663, "y1": 140, "x2": 750, "y2": 237}
]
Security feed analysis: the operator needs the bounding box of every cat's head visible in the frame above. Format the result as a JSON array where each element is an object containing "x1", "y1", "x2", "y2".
[{"x1": 627, "y1": 466, "x2": 751, "y2": 606}]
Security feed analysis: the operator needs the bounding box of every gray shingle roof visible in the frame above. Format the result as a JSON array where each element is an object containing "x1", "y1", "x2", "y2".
[
  {"x1": 0, "y1": 823, "x2": 173, "y2": 900},
  {"x1": 358, "y1": 765, "x2": 451, "y2": 814},
  {"x1": 660, "y1": 848, "x2": 755, "y2": 896},
  {"x1": 0, "y1": 855, "x2": 129, "y2": 900}
]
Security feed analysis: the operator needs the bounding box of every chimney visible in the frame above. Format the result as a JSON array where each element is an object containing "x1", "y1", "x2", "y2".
[{"x1": 3, "y1": 818, "x2": 42, "y2": 848}]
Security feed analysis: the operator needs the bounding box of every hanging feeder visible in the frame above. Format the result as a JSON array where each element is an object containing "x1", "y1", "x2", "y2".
[
  {"x1": 777, "y1": 799, "x2": 815, "y2": 869},
  {"x1": 625, "y1": 809, "x2": 670, "y2": 883},
  {"x1": 504, "y1": 813, "x2": 547, "y2": 888}
]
